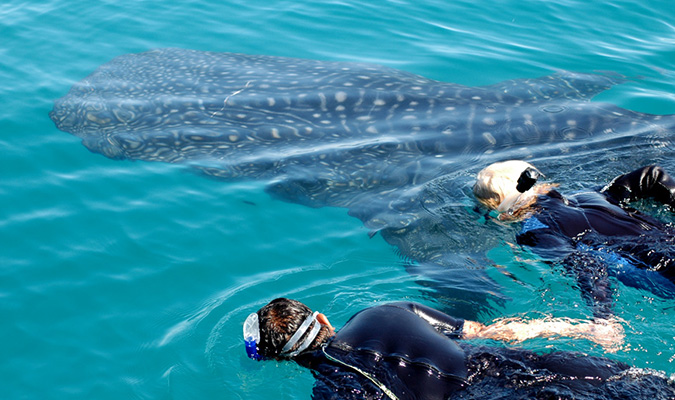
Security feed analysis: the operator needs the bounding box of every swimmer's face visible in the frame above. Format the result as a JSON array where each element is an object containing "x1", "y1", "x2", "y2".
[{"x1": 473, "y1": 160, "x2": 537, "y2": 211}]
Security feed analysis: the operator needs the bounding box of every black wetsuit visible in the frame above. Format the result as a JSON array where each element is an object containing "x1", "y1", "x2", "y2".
[
  {"x1": 516, "y1": 166, "x2": 675, "y2": 317},
  {"x1": 298, "y1": 302, "x2": 674, "y2": 400}
]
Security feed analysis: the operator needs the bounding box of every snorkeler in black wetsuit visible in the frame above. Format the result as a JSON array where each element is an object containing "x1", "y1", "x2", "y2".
[
  {"x1": 242, "y1": 298, "x2": 674, "y2": 400},
  {"x1": 473, "y1": 161, "x2": 675, "y2": 318}
]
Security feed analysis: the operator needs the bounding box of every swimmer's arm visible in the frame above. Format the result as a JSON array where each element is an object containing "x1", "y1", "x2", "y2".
[
  {"x1": 602, "y1": 165, "x2": 675, "y2": 208},
  {"x1": 462, "y1": 317, "x2": 624, "y2": 352}
]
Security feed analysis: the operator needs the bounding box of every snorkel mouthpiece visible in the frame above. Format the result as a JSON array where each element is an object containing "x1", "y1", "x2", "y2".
[
  {"x1": 516, "y1": 167, "x2": 540, "y2": 193},
  {"x1": 243, "y1": 313, "x2": 263, "y2": 360}
]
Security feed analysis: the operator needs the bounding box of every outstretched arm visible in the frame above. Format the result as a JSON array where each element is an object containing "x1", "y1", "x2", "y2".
[
  {"x1": 463, "y1": 317, "x2": 624, "y2": 352},
  {"x1": 563, "y1": 250, "x2": 615, "y2": 320},
  {"x1": 463, "y1": 316, "x2": 624, "y2": 352},
  {"x1": 602, "y1": 165, "x2": 675, "y2": 207}
]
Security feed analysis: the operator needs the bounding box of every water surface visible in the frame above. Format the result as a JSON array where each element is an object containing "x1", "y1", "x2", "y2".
[{"x1": 1, "y1": 0, "x2": 674, "y2": 398}]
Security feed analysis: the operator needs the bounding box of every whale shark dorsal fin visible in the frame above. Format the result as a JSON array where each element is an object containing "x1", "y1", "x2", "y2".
[{"x1": 482, "y1": 71, "x2": 626, "y2": 102}]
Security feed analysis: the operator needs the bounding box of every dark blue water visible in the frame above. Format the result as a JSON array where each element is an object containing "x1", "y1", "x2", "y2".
[{"x1": 2, "y1": 0, "x2": 674, "y2": 398}]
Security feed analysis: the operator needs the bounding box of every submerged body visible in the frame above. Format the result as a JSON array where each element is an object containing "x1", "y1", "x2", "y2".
[
  {"x1": 299, "y1": 303, "x2": 674, "y2": 400},
  {"x1": 49, "y1": 48, "x2": 675, "y2": 211},
  {"x1": 51, "y1": 48, "x2": 675, "y2": 316}
]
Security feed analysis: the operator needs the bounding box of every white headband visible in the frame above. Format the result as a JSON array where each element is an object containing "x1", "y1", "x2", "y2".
[{"x1": 280, "y1": 311, "x2": 321, "y2": 357}]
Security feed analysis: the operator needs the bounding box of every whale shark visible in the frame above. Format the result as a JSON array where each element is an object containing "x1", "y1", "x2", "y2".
[{"x1": 50, "y1": 48, "x2": 675, "y2": 317}]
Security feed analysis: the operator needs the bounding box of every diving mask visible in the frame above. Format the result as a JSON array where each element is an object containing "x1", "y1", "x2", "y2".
[
  {"x1": 243, "y1": 313, "x2": 263, "y2": 360},
  {"x1": 243, "y1": 310, "x2": 322, "y2": 360}
]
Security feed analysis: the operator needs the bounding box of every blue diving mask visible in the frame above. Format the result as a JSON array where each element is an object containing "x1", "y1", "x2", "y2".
[{"x1": 243, "y1": 313, "x2": 263, "y2": 360}]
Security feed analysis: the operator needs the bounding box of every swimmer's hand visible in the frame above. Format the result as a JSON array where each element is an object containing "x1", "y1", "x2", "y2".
[
  {"x1": 462, "y1": 317, "x2": 625, "y2": 352},
  {"x1": 581, "y1": 318, "x2": 625, "y2": 352}
]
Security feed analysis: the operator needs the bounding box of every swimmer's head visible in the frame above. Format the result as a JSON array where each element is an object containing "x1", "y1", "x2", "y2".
[
  {"x1": 244, "y1": 298, "x2": 334, "y2": 360},
  {"x1": 473, "y1": 160, "x2": 542, "y2": 213}
]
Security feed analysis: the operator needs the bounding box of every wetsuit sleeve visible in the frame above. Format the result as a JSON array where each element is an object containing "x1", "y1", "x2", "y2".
[
  {"x1": 390, "y1": 302, "x2": 465, "y2": 338},
  {"x1": 561, "y1": 251, "x2": 614, "y2": 319},
  {"x1": 602, "y1": 165, "x2": 675, "y2": 208}
]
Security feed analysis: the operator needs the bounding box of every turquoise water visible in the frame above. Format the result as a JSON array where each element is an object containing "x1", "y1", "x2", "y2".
[{"x1": 2, "y1": 0, "x2": 675, "y2": 398}]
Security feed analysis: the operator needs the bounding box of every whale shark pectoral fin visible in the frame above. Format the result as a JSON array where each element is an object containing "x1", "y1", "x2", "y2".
[
  {"x1": 264, "y1": 175, "x2": 337, "y2": 208},
  {"x1": 483, "y1": 71, "x2": 626, "y2": 102},
  {"x1": 82, "y1": 135, "x2": 127, "y2": 160}
]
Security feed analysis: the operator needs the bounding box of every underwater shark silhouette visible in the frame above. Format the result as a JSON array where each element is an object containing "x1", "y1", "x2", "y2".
[{"x1": 50, "y1": 48, "x2": 675, "y2": 317}]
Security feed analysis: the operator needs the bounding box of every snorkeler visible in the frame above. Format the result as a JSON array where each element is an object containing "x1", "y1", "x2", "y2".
[
  {"x1": 243, "y1": 298, "x2": 674, "y2": 399},
  {"x1": 473, "y1": 161, "x2": 675, "y2": 318}
]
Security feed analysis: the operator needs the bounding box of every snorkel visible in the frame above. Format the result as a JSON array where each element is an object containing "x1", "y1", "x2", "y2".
[
  {"x1": 516, "y1": 167, "x2": 540, "y2": 193},
  {"x1": 243, "y1": 310, "x2": 323, "y2": 360}
]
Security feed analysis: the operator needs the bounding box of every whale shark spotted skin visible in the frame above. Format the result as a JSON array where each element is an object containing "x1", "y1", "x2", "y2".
[{"x1": 50, "y1": 48, "x2": 674, "y2": 315}]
